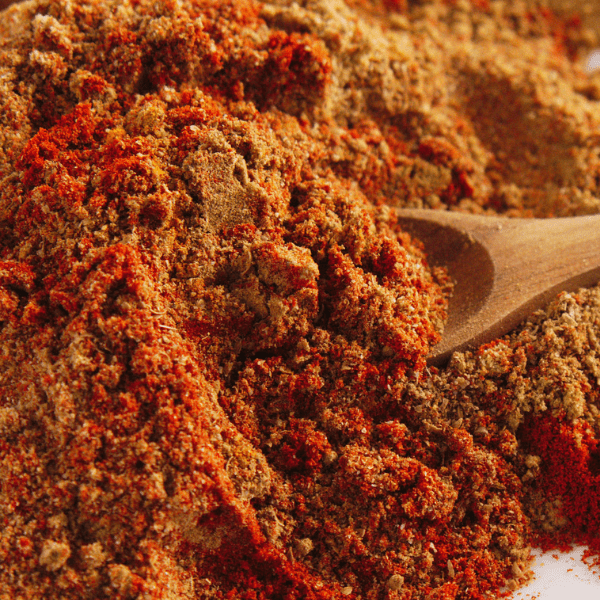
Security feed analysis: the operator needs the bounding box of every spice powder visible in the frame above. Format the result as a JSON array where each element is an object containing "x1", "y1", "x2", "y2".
[{"x1": 1, "y1": 0, "x2": 600, "y2": 599}]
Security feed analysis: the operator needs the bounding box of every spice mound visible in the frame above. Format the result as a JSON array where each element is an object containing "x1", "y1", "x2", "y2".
[{"x1": 1, "y1": 0, "x2": 600, "y2": 599}]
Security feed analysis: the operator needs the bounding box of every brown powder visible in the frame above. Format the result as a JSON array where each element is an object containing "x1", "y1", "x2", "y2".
[{"x1": 1, "y1": 0, "x2": 600, "y2": 599}]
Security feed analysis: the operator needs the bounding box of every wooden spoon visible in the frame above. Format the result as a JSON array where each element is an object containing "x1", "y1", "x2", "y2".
[{"x1": 396, "y1": 209, "x2": 600, "y2": 366}]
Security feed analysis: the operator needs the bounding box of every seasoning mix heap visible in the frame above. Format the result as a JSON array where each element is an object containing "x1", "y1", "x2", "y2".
[{"x1": 1, "y1": 0, "x2": 599, "y2": 598}]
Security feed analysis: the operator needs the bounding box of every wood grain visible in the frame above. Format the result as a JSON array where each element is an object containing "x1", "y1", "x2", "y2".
[{"x1": 397, "y1": 209, "x2": 600, "y2": 365}]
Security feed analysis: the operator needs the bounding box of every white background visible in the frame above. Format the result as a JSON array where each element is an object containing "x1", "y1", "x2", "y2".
[{"x1": 510, "y1": 546, "x2": 600, "y2": 600}]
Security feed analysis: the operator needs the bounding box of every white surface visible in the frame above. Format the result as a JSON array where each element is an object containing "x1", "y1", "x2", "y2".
[
  {"x1": 585, "y1": 49, "x2": 600, "y2": 72},
  {"x1": 511, "y1": 546, "x2": 600, "y2": 600}
]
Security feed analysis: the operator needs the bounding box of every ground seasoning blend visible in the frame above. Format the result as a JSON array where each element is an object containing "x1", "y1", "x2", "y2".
[{"x1": 1, "y1": 0, "x2": 600, "y2": 598}]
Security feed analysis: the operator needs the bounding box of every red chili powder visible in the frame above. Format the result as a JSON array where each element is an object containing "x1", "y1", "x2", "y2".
[
  {"x1": 521, "y1": 414, "x2": 600, "y2": 564},
  {"x1": 1, "y1": 0, "x2": 600, "y2": 599}
]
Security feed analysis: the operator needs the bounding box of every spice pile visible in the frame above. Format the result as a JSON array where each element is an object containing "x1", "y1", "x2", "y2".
[{"x1": 1, "y1": 0, "x2": 600, "y2": 598}]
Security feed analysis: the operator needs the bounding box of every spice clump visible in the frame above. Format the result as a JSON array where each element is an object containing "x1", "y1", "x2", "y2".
[{"x1": 1, "y1": 0, "x2": 600, "y2": 599}]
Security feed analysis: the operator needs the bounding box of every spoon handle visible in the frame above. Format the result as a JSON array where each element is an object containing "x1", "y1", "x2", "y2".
[{"x1": 397, "y1": 209, "x2": 600, "y2": 365}]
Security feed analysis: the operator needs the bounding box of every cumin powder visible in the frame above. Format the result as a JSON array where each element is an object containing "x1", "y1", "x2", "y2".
[{"x1": 1, "y1": 1, "x2": 600, "y2": 599}]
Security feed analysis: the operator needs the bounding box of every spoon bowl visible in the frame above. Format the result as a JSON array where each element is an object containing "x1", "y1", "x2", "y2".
[{"x1": 396, "y1": 209, "x2": 600, "y2": 365}]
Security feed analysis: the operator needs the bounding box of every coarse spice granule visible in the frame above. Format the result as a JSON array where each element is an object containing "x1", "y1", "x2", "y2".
[{"x1": 1, "y1": 0, "x2": 600, "y2": 599}]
